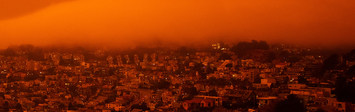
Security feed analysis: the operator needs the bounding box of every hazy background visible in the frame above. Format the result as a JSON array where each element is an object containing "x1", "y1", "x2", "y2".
[{"x1": 1, "y1": 0, "x2": 354, "y2": 49}]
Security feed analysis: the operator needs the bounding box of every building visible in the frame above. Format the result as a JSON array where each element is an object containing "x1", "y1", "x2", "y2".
[
  {"x1": 182, "y1": 98, "x2": 214, "y2": 110},
  {"x1": 257, "y1": 96, "x2": 278, "y2": 108}
]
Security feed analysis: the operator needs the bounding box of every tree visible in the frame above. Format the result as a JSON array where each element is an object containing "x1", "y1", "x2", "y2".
[
  {"x1": 105, "y1": 95, "x2": 117, "y2": 103},
  {"x1": 267, "y1": 52, "x2": 277, "y2": 63},
  {"x1": 68, "y1": 103, "x2": 77, "y2": 110},
  {"x1": 335, "y1": 76, "x2": 355, "y2": 103},
  {"x1": 15, "y1": 103, "x2": 23, "y2": 110},
  {"x1": 181, "y1": 86, "x2": 199, "y2": 100},
  {"x1": 3, "y1": 101, "x2": 8, "y2": 107},
  {"x1": 24, "y1": 74, "x2": 39, "y2": 81},
  {"x1": 59, "y1": 103, "x2": 66, "y2": 110},
  {"x1": 76, "y1": 104, "x2": 85, "y2": 108},
  {"x1": 225, "y1": 63, "x2": 233, "y2": 69},
  {"x1": 47, "y1": 67, "x2": 56, "y2": 74},
  {"x1": 188, "y1": 103, "x2": 201, "y2": 112},
  {"x1": 193, "y1": 62, "x2": 204, "y2": 72},
  {"x1": 19, "y1": 44, "x2": 34, "y2": 52},
  {"x1": 346, "y1": 65, "x2": 355, "y2": 77},
  {"x1": 131, "y1": 102, "x2": 150, "y2": 111},
  {"x1": 259, "y1": 101, "x2": 277, "y2": 112},
  {"x1": 140, "y1": 102, "x2": 150, "y2": 111},
  {"x1": 343, "y1": 49, "x2": 355, "y2": 61},
  {"x1": 257, "y1": 40, "x2": 270, "y2": 50},
  {"x1": 222, "y1": 101, "x2": 234, "y2": 110},
  {"x1": 315, "y1": 109, "x2": 326, "y2": 112},
  {"x1": 33, "y1": 99, "x2": 41, "y2": 107},
  {"x1": 279, "y1": 51, "x2": 289, "y2": 60},
  {"x1": 288, "y1": 56, "x2": 301, "y2": 63},
  {"x1": 178, "y1": 46, "x2": 188, "y2": 55},
  {"x1": 275, "y1": 94, "x2": 306, "y2": 112},
  {"x1": 208, "y1": 77, "x2": 229, "y2": 86},
  {"x1": 151, "y1": 79, "x2": 172, "y2": 89},
  {"x1": 42, "y1": 95, "x2": 48, "y2": 99},
  {"x1": 208, "y1": 90, "x2": 218, "y2": 96},
  {"x1": 254, "y1": 75, "x2": 261, "y2": 83},
  {"x1": 189, "y1": 87, "x2": 199, "y2": 96},
  {"x1": 27, "y1": 47, "x2": 44, "y2": 61},
  {"x1": 230, "y1": 40, "x2": 269, "y2": 58},
  {"x1": 0, "y1": 92, "x2": 4, "y2": 99},
  {"x1": 320, "y1": 54, "x2": 339, "y2": 77},
  {"x1": 90, "y1": 86, "x2": 98, "y2": 95},
  {"x1": 298, "y1": 76, "x2": 308, "y2": 84},
  {"x1": 283, "y1": 77, "x2": 289, "y2": 84},
  {"x1": 270, "y1": 83, "x2": 275, "y2": 88},
  {"x1": 275, "y1": 81, "x2": 281, "y2": 87},
  {"x1": 109, "y1": 68, "x2": 116, "y2": 75},
  {"x1": 69, "y1": 85, "x2": 79, "y2": 96},
  {"x1": 3, "y1": 46, "x2": 18, "y2": 57},
  {"x1": 2, "y1": 101, "x2": 9, "y2": 112},
  {"x1": 131, "y1": 104, "x2": 140, "y2": 110},
  {"x1": 155, "y1": 101, "x2": 164, "y2": 108},
  {"x1": 230, "y1": 41, "x2": 252, "y2": 58},
  {"x1": 218, "y1": 53, "x2": 232, "y2": 60}
]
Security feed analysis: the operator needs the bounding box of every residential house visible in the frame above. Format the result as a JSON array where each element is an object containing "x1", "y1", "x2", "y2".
[
  {"x1": 256, "y1": 96, "x2": 278, "y2": 108},
  {"x1": 105, "y1": 102, "x2": 124, "y2": 111},
  {"x1": 182, "y1": 98, "x2": 214, "y2": 110},
  {"x1": 194, "y1": 95, "x2": 223, "y2": 106},
  {"x1": 261, "y1": 78, "x2": 276, "y2": 87},
  {"x1": 288, "y1": 84, "x2": 307, "y2": 90},
  {"x1": 332, "y1": 101, "x2": 353, "y2": 112}
]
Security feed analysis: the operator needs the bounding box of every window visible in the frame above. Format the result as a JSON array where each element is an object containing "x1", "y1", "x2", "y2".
[{"x1": 201, "y1": 103, "x2": 204, "y2": 107}]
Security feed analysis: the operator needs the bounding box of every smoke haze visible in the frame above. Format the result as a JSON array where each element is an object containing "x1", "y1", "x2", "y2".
[{"x1": 1, "y1": 0, "x2": 355, "y2": 48}]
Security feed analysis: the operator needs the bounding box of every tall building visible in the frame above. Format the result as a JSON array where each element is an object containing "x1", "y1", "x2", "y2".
[
  {"x1": 124, "y1": 55, "x2": 130, "y2": 64},
  {"x1": 116, "y1": 55, "x2": 123, "y2": 66},
  {"x1": 134, "y1": 54, "x2": 140, "y2": 64}
]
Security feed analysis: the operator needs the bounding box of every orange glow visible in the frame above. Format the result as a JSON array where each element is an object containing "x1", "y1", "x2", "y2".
[{"x1": 0, "y1": 0, "x2": 355, "y2": 48}]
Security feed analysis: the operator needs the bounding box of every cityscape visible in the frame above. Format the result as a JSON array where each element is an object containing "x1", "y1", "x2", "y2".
[
  {"x1": 1, "y1": 0, "x2": 355, "y2": 112},
  {"x1": 0, "y1": 42, "x2": 354, "y2": 112}
]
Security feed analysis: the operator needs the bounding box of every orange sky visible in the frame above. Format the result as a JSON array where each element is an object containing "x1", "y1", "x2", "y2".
[{"x1": 0, "y1": 0, "x2": 354, "y2": 49}]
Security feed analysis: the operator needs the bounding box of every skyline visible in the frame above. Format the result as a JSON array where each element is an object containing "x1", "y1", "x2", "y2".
[
  {"x1": 1, "y1": 1, "x2": 355, "y2": 111},
  {"x1": 1, "y1": 0, "x2": 355, "y2": 49}
]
